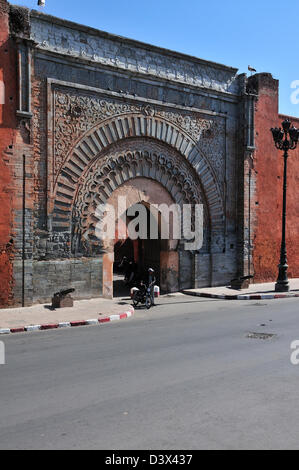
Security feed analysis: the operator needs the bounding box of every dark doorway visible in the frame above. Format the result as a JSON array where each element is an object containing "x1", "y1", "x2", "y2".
[
  {"x1": 113, "y1": 204, "x2": 161, "y2": 298},
  {"x1": 113, "y1": 238, "x2": 134, "y2": 298}
]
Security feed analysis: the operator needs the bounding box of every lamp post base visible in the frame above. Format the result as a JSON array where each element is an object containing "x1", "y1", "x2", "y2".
[{"x1": 275, "y1": 281, "x2": 290, "y2": 292}]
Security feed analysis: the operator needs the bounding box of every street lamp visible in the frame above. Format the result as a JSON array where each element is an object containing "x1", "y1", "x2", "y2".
[{"x1": 270, "y1": 119, "x2": 299, "y2": 292}]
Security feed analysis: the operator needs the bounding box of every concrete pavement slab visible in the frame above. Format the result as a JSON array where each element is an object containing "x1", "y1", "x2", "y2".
[{"x1": 183, "y1": 278, "x2": 299, "y2": 300}]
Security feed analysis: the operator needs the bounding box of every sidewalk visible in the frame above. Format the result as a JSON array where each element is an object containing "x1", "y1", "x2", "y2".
[
  {"x1": 0, "y1": 297, "x2": 134, "y2": 334},
  {"x1": 183, "y1": 278, "x2": 299, "y2": 300}
]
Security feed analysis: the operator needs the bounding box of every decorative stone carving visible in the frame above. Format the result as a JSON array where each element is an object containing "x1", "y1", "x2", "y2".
[
  {"x1": 53, "y1": 88, "x2": 226, "y2": 187},
  {"x1": 65, "y1": 141, "x2": 210, "y2": 257}
]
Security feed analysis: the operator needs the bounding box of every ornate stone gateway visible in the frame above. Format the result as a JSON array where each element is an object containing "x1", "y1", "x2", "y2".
[
  {"x1": 3, "y1": 4, "x2": 298, "y2": 308},
  {"x1": 5, "y1": 6, "x2": 243, "y2": 305},
  {"x1": 44, "y1": 82, "x2": 224, "y2": 298}
]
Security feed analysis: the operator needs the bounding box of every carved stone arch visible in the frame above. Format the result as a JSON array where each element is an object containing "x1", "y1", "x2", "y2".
[
  {"x1": 69, "y1": 139, "x2": 211, "y2": 257},
  {"x1": 52, "y1": 114, "x2": 225, "y2": 243}
]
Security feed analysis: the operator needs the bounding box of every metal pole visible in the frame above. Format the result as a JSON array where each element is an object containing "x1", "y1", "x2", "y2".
[
  {"x1": 271, "y1": 119, "x2": 299, "y2": 292},
  {"x1": 275, "y1": 149, "x2": 289, "y2": 292}
]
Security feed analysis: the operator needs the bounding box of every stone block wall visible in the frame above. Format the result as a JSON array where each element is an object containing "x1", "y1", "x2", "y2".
[{"x1": 31, "y1": 258, "x2": 103, "y2": 304}]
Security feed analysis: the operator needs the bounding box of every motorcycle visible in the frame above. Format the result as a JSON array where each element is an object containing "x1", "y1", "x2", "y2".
[{"x1": 132, "y1": 282, "x2": 153, "y2": 309}]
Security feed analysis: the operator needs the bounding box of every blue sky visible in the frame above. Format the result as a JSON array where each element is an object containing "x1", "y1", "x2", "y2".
[{"x1": 10, "y1": 0, "x2": 299, "y2": 118}]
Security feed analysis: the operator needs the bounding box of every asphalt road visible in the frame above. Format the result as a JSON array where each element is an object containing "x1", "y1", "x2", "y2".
[{"x1": 0, "y1": 295, "x2": 299, "y2": 450}]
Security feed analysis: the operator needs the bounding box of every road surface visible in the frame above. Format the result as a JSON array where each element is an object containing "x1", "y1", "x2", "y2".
[{"x1": 0, "y1": 295, "x2": 299, "y2": 450}]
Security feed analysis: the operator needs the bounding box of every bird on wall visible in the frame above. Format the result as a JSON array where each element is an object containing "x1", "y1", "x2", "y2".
[{"x1": 248, "y1": 65, "x2": 257, "y2": 76}]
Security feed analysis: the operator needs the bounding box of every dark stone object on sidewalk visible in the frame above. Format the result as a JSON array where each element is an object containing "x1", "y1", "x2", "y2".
[
  {"x1": 230, "y1": 275, "x2": 254, "y2": 290},
  {"x1": 51, "y1": 289, "x2": 75, "y2": 309}
]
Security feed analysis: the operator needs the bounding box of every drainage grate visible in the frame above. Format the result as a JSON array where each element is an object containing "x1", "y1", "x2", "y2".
[{"x1": 246, "y1": 332, "x2": 277, "y2": 340}]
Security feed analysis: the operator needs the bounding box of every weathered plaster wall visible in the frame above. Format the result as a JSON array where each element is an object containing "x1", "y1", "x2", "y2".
[
  {"x1": 283, "y1": 114, "x2": 299, "y2": 279},
  {"x1": 0, "y1": 0, "x2": 16, "y2": 306},
  {"x1": 252, "y1": 74, "x2": 299, "y2": 282}
]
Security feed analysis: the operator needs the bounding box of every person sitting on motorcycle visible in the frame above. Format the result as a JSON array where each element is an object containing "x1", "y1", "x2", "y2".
[{"x1": 138, "y1": 280, "x2": 147, "y2": 296}]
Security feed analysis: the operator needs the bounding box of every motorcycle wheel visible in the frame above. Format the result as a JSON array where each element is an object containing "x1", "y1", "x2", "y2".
[
  {"x1": 145, "y1": 296, "x2": 152, "y2": 309},
  {"x1": 133, "y1": 292, "x2": 139, "y2": 307}
]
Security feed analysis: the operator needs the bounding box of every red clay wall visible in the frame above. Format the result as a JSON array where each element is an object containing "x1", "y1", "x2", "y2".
[
  {"x1": 280, "y1": 113, "x2": 299, "y2": 280},
  {"x1": 0, "y1": 0, "x2": 17, "y2": 306},
  {"x1": 253, "y1": 74, "x2": 299, "y2": 282}
]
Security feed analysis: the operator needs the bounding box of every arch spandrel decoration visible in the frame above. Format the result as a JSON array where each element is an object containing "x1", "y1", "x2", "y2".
[
  {"x1": 53, "y1": 122, "x2": 224, "y2": 213},
  {"x1": 52, "y1": 88, "x2": 226, "y2": 191},
  {"x1": 53, "y1": 112, "x2": 223, "y2": 206}
]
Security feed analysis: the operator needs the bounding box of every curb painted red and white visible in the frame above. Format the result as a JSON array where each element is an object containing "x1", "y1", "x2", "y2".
[
  {"x1": 0, "y1": 307, "x2": 134, "y2": 336},
  {"x1": 183, "y1": 290, "x2": 299, "y2": 301}
]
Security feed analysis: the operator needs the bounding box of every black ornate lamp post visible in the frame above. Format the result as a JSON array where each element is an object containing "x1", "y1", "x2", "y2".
[{"x1": 270, "y1": 119, "x2": 299, "y2": 292}]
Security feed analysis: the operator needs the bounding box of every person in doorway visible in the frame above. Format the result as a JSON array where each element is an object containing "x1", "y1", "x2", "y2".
[
  {"x1": 147, "y1": 268, "x2": 156, "y2": 306},
  {"x1": 127, "y1": 258, "x2": 138, "y2": 285},
  {"x1": 119, "y1": 256, "x2": 130, "y2": 284}
]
